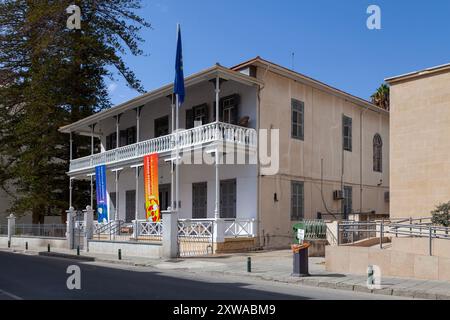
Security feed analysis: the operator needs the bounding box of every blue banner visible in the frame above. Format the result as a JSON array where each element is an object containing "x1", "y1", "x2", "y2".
[{"x1": 95, "y1": 165, "x2": 108, "y2": 223}]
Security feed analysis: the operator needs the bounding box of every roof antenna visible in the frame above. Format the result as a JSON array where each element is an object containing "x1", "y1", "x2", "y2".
[{"x1": 291, "y1": 52, "x2": 295, "y2": 71}]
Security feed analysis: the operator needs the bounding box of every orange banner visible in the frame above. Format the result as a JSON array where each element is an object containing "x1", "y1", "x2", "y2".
[{"x1": 143, "y1": 153, "x2": 160, "y2": 222}]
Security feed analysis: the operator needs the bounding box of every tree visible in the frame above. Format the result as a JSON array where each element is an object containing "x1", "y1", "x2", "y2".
[
  {"x1": 371, "y1": 83, "x2": 390, "y2": 111},
  {"x1": 431, "y1": 202, "x2": 450, "y2": 227},
  {"x1": 0, "y1": 0, "x2": 150, "y2": 223}
]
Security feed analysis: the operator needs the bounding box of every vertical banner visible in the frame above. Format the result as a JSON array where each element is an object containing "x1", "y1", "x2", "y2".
[
  {"x1": 144, "y1": 154, "x2": 160, "y2": 222},
  {"x1": 95, "y1": 165, "x2": 108, "y2": 223}
]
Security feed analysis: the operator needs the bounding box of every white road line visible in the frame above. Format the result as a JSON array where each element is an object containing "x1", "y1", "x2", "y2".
[{"x1": 0, "y1": 288, "x2": 23, "y2": 300}]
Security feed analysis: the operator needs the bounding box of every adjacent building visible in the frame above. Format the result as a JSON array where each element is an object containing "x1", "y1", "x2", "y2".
[
  {"x1": 59, "y1": 57, "x2": 389, "y2": 248},
  {"x1": 387, "y1": 63, "x2": 450, "y2": 219}
]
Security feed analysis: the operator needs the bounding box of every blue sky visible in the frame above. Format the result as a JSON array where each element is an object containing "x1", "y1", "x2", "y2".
[{"x1": 107, "y1": 0, "x2": 450, "y2": 105}]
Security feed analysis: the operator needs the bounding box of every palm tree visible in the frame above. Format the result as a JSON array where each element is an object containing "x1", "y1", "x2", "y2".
[{"x1": 371, "y1": 84, "x2": 390, "y2": 111}]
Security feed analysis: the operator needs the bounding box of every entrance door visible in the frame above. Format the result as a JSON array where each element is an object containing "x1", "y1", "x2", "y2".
[
  {"x1": 125, "y1": 190, "x2": 136, "y2": 223},
  {"x1": 110, "y1": 192, "x2": 117, "y2": 220},
  {"x1": 159, "y1": 184, "x2": 171, "y2": 211},
  {"x1": 192, "y1": 182, "x2": 207, "y2": 219},
  {"x1": 220, "y1": 179, "x2": 236, "y2": 219}
]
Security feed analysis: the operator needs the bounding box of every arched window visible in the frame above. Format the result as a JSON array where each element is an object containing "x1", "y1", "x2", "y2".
[{"x1": 373, "y1": 134, "x2": 382, "y2": 172}]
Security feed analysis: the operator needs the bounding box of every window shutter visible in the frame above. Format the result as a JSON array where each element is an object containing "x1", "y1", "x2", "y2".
[
  {"x1": 106, "y1": 135, "x2": 111, "y2": 151},
  {"x1": 202, "y1": 104, "x2": 209, "y2": 124},
  {"x1": 186, "y1": 109, "x2": 194, "y2": 129},
  {"x1": 120, "y1": 130, "x2": 127, "y2": 147}
]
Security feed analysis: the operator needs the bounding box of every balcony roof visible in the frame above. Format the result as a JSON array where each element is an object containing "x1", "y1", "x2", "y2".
[{"x1": 59, "y1": 64, "x2": 263, "y2": 134}]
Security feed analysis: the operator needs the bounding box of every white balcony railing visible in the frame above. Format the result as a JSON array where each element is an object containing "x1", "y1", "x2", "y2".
[{"x1": 70, "y1": 122, "x2": 257, "y2": 172}]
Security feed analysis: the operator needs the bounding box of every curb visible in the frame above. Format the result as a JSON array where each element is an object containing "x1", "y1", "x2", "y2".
[
  {"x1": 196, "y1": 268, "x2": 450, "y2": 300},
  {"x1": 38, "y1": 251, "x2": 95, "y2": 262}
]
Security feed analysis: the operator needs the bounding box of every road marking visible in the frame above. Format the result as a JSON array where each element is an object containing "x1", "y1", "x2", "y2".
[{"x1": 0, "y1": 288, "x2": 23, "y2": 300}]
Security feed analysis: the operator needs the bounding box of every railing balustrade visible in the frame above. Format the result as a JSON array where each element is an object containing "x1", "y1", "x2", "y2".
[
  {"x1": 70, "y1": 122, "x2": 257, "y2": 172},
  {"x1": 224, "y1": 219, "x2": 256, "y2": 238}
]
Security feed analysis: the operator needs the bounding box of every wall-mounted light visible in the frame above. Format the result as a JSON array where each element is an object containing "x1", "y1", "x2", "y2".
[{"x1": 274, "y1": 193, "x2": 278, "y2": 202}]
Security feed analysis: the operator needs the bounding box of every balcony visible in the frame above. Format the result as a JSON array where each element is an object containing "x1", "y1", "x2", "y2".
[{"x1": 69, "y1": 122, "x2": 257, "y2": 174}]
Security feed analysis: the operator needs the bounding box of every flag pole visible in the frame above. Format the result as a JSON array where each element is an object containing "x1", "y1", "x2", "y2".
[
  {"x1": 171, "y1": 94, "x2": 175, "y2": 211},
  {"x1": 175, "y1": 92, "x2": 179, "y2": 212}
]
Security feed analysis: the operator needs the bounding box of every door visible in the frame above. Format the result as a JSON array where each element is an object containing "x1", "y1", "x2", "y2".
[
  {"x1": 110, "y1": 192, "x2": 116, "y2": 220},
  {"x1": 125, "y1": 190, "x2": 136, "y2": 223},
  {"x1": 159, "y1": 184, "x2": 171, "y2": 211},
  {"x1": 192, "y1": 182, "x2": 207, "y2": 219},
  {"x1": 220, "y1": 179, "x2": 236, "y2": 219}
]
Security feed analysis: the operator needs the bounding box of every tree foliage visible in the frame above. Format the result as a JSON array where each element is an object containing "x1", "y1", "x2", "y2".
[
  {"x1": 371, "y1": 83, "x2": 390, "y2": 111},
  {"x1": 431, "y1": 202, "x2": 450, "y2": 227},
  {"x1": 0, "y1": 0, "x2": 150, "y2": 222}
]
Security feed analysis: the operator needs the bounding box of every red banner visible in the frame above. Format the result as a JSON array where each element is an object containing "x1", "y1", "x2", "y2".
[{"x1": 143, "y1": 153, "x2": 160, "y2": 222}]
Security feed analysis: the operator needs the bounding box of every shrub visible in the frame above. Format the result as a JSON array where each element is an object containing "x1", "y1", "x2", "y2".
[{"x1": 431, "y1": 202, "x2": 450, "y2": 227}]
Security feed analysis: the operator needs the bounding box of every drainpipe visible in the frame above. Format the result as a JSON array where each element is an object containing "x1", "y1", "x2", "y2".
[
  {"x1": 360, "y1": 105, "x2": 370, "y2": 219},
  {"x1": 257, "y1": 64, "x2": 269, "y2": 247}
]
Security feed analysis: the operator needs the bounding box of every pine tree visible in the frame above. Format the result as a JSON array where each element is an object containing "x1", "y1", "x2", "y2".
[{"x1": 0, "y1": 0, "x2": 150, "y2": 222}]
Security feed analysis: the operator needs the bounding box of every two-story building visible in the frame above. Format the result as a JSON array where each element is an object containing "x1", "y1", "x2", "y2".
[{"x1": 59, "y1": 57, "x2": 389, "y2": 248}]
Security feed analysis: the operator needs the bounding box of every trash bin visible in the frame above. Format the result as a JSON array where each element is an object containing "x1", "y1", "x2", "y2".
[
  {"x1": 292, "y1": 222, "x2": 305, "y2": 244},
  {"x1": 291, "y1": 243, "x2": 310, "y2": 277}
]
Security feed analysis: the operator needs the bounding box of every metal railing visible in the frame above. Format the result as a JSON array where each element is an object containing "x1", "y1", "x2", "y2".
[
  {"x1": 93, "y1": 220, "x2": 163, "y2": 242},
  {"x1": 70, "y1": 122, "x2": 257, "y2": 172},
  {"x1": 93, "y1": 220, "x2": 134, "y2": 242},
  {"x1": 301, "y1": 219, "x2": 328, "y2": 240},
  {"x1": 14, "y1": 224, "x2": 67, "y2": 238},
  {"x1": 336, "y1": 217, "x2": 450, "y2": 256},
  {"x1": 0, "y1": 224, "x2": 7, "y2": 236},
  {"x1": 337, "y1": 221, "x2": 379, "y2": 245}
]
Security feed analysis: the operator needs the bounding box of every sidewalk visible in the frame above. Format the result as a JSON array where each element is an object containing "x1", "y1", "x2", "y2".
[{"x1": 3, "y1": 245, "x2": 450, "y2": 300}]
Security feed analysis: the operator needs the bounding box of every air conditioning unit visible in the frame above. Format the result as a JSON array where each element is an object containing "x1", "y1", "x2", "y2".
[
  {"x1": 384, "y1": 191, "x2": 390, "y2": 202},
  {"x1": 333, "y1": 190, "x2": 344, "y2": 200}
]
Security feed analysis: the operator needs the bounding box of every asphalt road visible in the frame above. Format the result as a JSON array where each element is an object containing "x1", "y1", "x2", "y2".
[{"x1": 0, "y1": 251, "x2": 405, "y2": 300}]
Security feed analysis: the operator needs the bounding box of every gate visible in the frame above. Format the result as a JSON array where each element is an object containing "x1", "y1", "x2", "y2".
[
  {"x1": 177, "y1": 220, "x2": 214, "y2": 257},
  {"x1": 72, "y1": 211, "x2": 85, "y2": 250}
]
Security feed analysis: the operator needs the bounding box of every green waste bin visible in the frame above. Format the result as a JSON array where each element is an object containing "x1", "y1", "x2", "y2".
[{"x1": 292, "y1": 223, "x2": 305, "y2": 244}]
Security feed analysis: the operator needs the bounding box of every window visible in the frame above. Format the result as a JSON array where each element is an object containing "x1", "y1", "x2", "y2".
[
  {"x1": 343, "y1": 115, "x2": 352, "y2": 152},
  {"x1": 342, "y1": 186, "x2": 352, "y2": 218},
  {"x1": 291, "y1": 181, "x2": 304, "y2": 221},
  {"x1": 373, "y1": 134, "x2": 383, "y2": 172},
  {"x1": 220, "y1": 179, "x2": 236, "y2": 218},
  {"x1": 106, "y1": 132, "x2": 117, "y2": 151},
  {"x1": 192, "y1": 182, "x2": 207, "y2": 219},
  {"x1": 186, "y1": 104, "x2": 209, "y2": 129},
  {"x1": 105, "y1": 126, "x2": 136, "y2": 150},
  {"x1": 154, "y1": 116, "x2": 169, "y2": 138},
  {"x1": 291, "y1": 99, "x2": 304, "y2": 140},
  {"x1": 217, "y1": 94, "x2": 239, "y2": 124}
]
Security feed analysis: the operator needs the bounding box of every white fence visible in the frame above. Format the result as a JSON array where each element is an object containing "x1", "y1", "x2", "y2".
[{"x1": 224, "y1": 219, "x2": 256, "y2": 238}]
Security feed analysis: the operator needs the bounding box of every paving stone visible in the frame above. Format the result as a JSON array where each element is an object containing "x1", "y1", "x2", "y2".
[
  {"x1": 392, "y1": 289, "x2": 415, "y2": 298},
  {"x1": 353, "y1": 284, "x2": 373, "y2": 294},
  {"x1": 412, "y1": 291, "x2": 437, "y2": 300}
]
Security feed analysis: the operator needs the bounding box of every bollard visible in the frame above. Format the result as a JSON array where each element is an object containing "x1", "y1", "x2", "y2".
[
  {"x1": 8, "y1": 240, "x2": 10, "y2": 248},
  {"x1": 25, "y1": 242, "x2": 28, "y2": 250},
  {"x1": 247, "y1": 257, "x2": 251, "y2": 273},
  {"x1": 118, "y1": 249, "x2": 122, "y2": 260},
  {"x1": 48, "y1": 244, "x2": 50, "y2": 252},
  {"x1": 77, "y1": 246, "x2": 80, "y2": 256},
  {"x1": 367, "y1": 265, "x2": 374, "y2": 286}
]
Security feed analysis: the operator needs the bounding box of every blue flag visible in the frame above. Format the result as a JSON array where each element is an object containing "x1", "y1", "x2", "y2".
[
  {"x1": 174, "y1": 24, "x2": 185, "y2": 105},
  {"x1": 95, "y1": 165, "x2": 108, "y2": 223}
]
